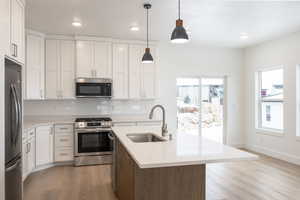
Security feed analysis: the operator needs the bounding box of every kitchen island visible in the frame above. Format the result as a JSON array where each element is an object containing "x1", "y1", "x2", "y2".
[{"x1": 112, "y1": 126, "x2": 258, "y2": 200}]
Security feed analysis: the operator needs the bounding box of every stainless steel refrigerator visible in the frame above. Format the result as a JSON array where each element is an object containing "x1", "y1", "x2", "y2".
[{"x1": 5, "y1": 59, "x2": 22, "y2": 200}]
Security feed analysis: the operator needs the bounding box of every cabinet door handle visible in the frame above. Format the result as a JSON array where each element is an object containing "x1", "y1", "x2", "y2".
[
  {"x1": 26, "y1": 143, "x2": 30, "y2": 153},
  {"x1": 11, "y1": 43, "x2": 17, "y2": 57},
  {"x1": 15, "y1": 44, "x2": 18, "y2": 57}
]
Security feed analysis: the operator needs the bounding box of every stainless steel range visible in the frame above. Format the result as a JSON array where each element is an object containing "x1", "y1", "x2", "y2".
[{"x1": 74, "y1": 117, "x2": 113, "y2": 166}]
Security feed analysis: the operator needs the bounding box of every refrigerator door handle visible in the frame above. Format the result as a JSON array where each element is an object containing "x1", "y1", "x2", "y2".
[
  {"x1": 15, "y1": 84, "x2": 22, "y2": 141},
  {"x1": 12, "y1": 84, "x2": 21, "y2": 145},
  {"x1": 10, "y1": 84, "x2": 19, "y2": 146},
  {"x1": 5, "y1": 159, "x2": 21, "y2": 172}
]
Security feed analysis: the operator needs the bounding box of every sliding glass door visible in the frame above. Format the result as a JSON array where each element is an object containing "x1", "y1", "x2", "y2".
[
  {"x1": 176, "y1": 77, "x2": 225, "y2": 143},
  {"x1": 176, "y1": 78, "x2": 201, "y2": 135}
]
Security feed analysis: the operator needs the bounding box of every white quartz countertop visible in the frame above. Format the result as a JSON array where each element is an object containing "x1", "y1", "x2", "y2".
[
  {"x1": 23, "y1": 115, "x2": 161, "y2": 131},
  {"x1": 112, "y1": 126, "x2": 258, "y2": 169}
]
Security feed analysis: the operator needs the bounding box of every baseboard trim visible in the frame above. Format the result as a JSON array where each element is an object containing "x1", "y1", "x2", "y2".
[
  {"x1": 229, "y1": 144, "x2": 245, "y2": 149},
  {"x1": 24, "y1": 161, "x2": 74, "y2": 182},
  {"x1": 245, "y1": 144, "x2": 300, "y2": 166}
]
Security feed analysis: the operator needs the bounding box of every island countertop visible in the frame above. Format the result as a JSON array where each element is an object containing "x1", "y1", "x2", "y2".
[{"x1": 112, "y1": 126, "x2": 258, "y2": 169}]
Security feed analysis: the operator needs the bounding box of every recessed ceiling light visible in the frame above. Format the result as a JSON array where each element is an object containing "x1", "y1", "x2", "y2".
[
  {"x1": 130, "y1": 26, "x2": 139, "y2": 31},
  {"x1": 72, "y1": 21, "x2": 82, "y2": 27},
  {"x1": 240, "y1": 33, "x2": 249, "y2": 40}
]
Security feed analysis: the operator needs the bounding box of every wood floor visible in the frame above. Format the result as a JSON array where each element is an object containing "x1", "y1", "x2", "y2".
[{"x1": 24, "y1": 152, "x2": 300, "y2": 200}]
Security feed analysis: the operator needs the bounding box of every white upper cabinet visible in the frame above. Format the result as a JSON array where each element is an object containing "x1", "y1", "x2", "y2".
[
  {"x1": 76, "y1": 40, "x2": 112, "y2": 78},
  {"x1": 112, "y1": 43, "x2": 129, "y2": 99},
  {"x1": 141, "y1": 46, "x2": 157, "y2": 99},
  {"x1": 129, "y1": 44, "x2": 157, "y2": 99},
  {"x1": 10, "y1": 0, "x2": 25, "y2": 63},
  {"x1": 25, "y1": 32, "x2": 45, "y2": 100},
  {"x1": 0, "y1": 0, "x2": 10, "y2": 55},
  {"x1": 45, "y1": 39, "x2": 75, "y2": 99},
  {"x1": 94, "y1": 42, "x2": 112, "y2": 78},
  {"x1": 45, "y1": 40, "x2": 60, "y2": 99},
  {"x1": 76, "y1": 41, "x2": 94, "y2": 78},
  {"x1": 25, "y1": 35, "x2": 157, "y2": 100},
  {"x1": 60, "y1": 41, "x2": 75, "y2": 98},
  {"x1": 128, "y1": 45, "x2": 142, "y2": 99}
]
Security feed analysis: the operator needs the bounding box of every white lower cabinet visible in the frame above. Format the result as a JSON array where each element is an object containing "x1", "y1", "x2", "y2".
[
  {"x1": 22, "y1": 128, "x2": 36, "y2": 180},
  {"x1": 22, "y1": 124, "x2": 75, "y2": 181},
  {"x1": 22, "y1": 140, "x2": 28, "y2": 180},
  {"x1": 54, "y1": 148, "x2": 73, "y2": 162},
  {"x1": 21, "y1": 120, "x2": 160, "y2": 181},
  {"x1": 27, "y1": 137, "x2": 36, "y2": 174},
  {"x1": 35, "y1": 125, "x2": 54, "y2": 166},
  {"x1": 54, "y1": 124, "x2": 74, "y2": 162}
]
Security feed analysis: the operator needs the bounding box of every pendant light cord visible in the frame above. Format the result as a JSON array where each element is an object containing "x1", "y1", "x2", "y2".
[
  {"x1": 147, "y1": 7, "x2": 149, "y2": 48},
  {"x1": 178, "y1": 0, "x2": 181, "y2": 20}
]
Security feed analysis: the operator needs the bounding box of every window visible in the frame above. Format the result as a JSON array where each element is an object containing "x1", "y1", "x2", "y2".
[
  {"x1": 297, "y1": 66, "x2": 300, "y2": 137},
  {"x1": 257, "y1": 68, "x2": 284, "y2": 131}
]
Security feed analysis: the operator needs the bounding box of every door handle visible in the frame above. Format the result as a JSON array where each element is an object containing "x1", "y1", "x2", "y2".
[
  {"x1": 13, "y1": 84, "x2": 21, "y2": 145},
  {"x1": 5, "y1": 159, "x2": 21, "y2": 172},
  {"x1": 10, "y1": 84, "x2": 19, "y2": 146}
]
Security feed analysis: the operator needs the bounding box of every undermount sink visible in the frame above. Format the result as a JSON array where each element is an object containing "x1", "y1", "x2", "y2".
[{"x1": 127, "y1": 133, "x2": 166, "y2": 143}]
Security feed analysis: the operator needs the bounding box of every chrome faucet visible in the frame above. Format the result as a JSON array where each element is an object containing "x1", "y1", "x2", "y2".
[{"x1": 149, "y1": 105, "x2": 168, "y2": 137}]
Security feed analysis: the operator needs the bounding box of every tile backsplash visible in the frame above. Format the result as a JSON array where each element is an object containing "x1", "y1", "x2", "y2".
[{"x1": 24, "y1": 99, "x2": 157, "y2": 117}]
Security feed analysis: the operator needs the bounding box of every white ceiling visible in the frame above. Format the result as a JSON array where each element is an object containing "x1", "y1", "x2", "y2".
[{"x1": 26, "y1": 0, "x2": 300, "y2": 48}]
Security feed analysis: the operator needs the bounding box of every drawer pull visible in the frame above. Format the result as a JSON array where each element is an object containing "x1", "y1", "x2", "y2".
[
  {"x1": 59, "y1": 127, "x2": 69, "y2": 130},
  {"x1": 59, "y1": 153, "x2": 69, "y2": 156},
  {"x1": 60, "y1": 139, "x2": 69, "y2": 142}
]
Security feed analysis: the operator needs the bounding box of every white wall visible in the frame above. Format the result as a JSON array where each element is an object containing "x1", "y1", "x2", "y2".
[
  {"x1": 244, "y1": 31, "x2": 300, "y2": 165},
  {"x1": 157, "y1": 43, "x2": 244, "y2": 146},
  {"x1": 25, "y1": 42, "x2": 245, "y2": 147}
]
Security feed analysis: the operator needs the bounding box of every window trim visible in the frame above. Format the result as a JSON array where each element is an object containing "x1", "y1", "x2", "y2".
[
  {"x1": 255, "y1": 67, "x2": 284, "y2": 134},
  {"x1": 296, "y1": 65, "x2": 300, "y2": 140}
]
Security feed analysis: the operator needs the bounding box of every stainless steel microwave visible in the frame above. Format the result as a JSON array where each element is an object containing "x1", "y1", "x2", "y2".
[{"x1": 75, "y1": 78, "x2": 112, "y2": 98}]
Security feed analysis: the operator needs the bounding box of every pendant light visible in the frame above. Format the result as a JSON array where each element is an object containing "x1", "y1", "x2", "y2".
[
  {"x1": 142, "y1": 3, "x2": 154, "y2": 64},
  {"x1": 171, "y1": 0, "x2": 189, "y2": 43}
]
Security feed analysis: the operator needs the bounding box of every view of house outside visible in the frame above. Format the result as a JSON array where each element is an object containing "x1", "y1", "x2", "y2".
[
  {"x1": 260, "y1": 69, "x2": 283, "y2": 130},
  {"x1": 176, "y1": 78, "x2": 224, "y2": 143}
]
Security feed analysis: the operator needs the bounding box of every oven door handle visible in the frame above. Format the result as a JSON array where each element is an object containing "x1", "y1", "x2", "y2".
[
  {"x1": 108, "y1": 132, "x2": 114, "y2": 141},
  {"x1": 75, "y1": 128, "x2": 112, "y2": 133}
]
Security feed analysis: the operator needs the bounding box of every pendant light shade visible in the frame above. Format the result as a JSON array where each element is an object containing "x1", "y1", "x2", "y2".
[
  {"x1": 142, "y1": 3, "x2": 154, "y2": 64},
  {"x1": 171, "y1": 0, "x2": 189, "y2": 43},
  {"x1": 142, "y1": 48, "x2": 154, "y2": 63}
]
